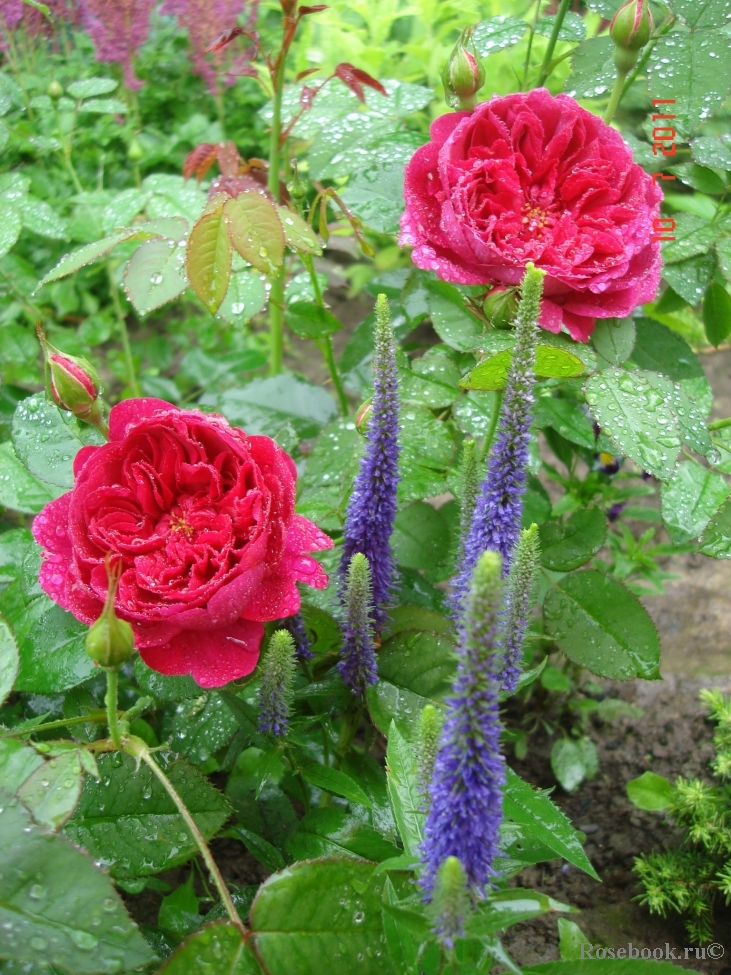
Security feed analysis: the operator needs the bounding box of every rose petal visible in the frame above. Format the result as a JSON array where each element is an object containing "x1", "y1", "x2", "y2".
[
  {"x1": 139, "y1": 618, "x2": 264, "y2": 688},
  {"x1": 109, "y1": 398, "x2": 179, "y2": 441}
]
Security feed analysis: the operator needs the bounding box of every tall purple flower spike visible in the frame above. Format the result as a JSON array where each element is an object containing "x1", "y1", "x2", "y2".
[
  {"x1": 281, "y1": 612, "x2": 312, "y2": 661},
  {"x1": 421, "y1": 550, "x2": 506, "y2": 897},
  {"x1": 452, "y1": 264, "x2": 545, "y2": 615},
  {"x1": 340, "y1": 293, "x2": 400, "y2": 631}
]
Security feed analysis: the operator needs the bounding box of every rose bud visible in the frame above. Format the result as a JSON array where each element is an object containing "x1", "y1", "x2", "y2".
[
  {"x1": 441, "y1": 27, "x2": 485, "y2": 110},
  {"x1": 355, "y1": 398, "x2": 372, "y2": 435},
  {"x1": 483, "y1": 287, "x2": 518, "y2": 330},
  {"x1": 611, "y1": 0, "x2": 653, "y2": 71},
  {"x1": 47, "y1": 79, "x2": 63, "y2": 99},
  {"x1": 85, "y1": 561, "x2": 135, "y2": 669},
  {"x1": 38, "y1": 326, "x2": 107, "y2": 433}
]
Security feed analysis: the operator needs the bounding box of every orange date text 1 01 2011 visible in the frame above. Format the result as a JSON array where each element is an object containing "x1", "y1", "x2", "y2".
[{"x1": 651, "y1": 99, "x2": 676, "y2": 242}]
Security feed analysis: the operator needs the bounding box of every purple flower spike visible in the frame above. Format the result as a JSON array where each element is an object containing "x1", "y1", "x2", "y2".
[
  {"x1": 339, "y1": 553, "x2": 378, "y2": 696},
  {"x1": 452, "y1": 264, "x2": 545, "y2": 615},
  {"x1": 341, "y1": 293, "x2": 400, "y2": 631},
  {"x1": 281, "y1": 612, "x2": 313, "y2": 661},
  {"x1": 421, "y1": 551, "x2": 506, "y2": 897}
]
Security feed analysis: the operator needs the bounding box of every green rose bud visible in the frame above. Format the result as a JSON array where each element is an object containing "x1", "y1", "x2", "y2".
[
  {"x1": 441, "y1": 27, "x2": 485, "y2": 110},
  {"x1": 127, "y1": 138, "x2": 144, "y2": 161},
  {"x1": 355, "y1": 399, "x2": 372, "y2": 435},
  {"x1": 483, "y1": 287, "x2": 518, "y2": 330},
  {"x1": 47, "y1": 80, "x2": 63, "y2": 99},
  {"x1": 611, "y1": 0, "x2": 653, "y2": 72},
  {"x1": 85, "y1": 559, "x2": 135, "y2": 668}
]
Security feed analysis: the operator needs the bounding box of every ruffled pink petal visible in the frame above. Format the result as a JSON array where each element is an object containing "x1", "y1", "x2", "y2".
[
  {"x1": 138, "y1": 618, "x2": 264, "y2": 688},
  {"x1": 563, "y1": 310, "x2": 596, "y2": 342},
  {"x1": 73, "y1": 445, "x2": 98, "y2": 477},
  {"x1": 108, "y1": 398, "x2": 179, "y2": 441},
  {"x1": 32, "y1": 493, "x2": 71, "y2": 556},
  {"x1": 538, "y1": 299, "x2": 564, "y2": 334}
]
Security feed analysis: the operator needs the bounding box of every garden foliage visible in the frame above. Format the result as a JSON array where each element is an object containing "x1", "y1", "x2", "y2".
[{"x1": 0, "y1": 0, "x2": 730, "y2": 971}]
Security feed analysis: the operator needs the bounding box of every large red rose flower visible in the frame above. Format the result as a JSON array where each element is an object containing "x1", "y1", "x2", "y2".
[
  {"x1": 32, "y1": 399, "x2": 332, "y2": 688},
  {"x1": 400, "y1": 88, "x2": 662, "y2": 341}
]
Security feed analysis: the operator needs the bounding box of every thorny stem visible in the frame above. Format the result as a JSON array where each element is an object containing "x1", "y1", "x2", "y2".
[
  {"x1": 104, "y1": 668, "x2": 123, "y2": 750},
  {"x1": 126, "y1": 737, "x2": 245, "y2": 933},
  {"x1": 536, "y1": 0, "x2": 572, "y2": 86},
  {"x1": 106, "y1": 260, "x2": 141, "y2": 396},
  {"x1": 267, "y1": 37, "x2": 289, "y2": 376}
]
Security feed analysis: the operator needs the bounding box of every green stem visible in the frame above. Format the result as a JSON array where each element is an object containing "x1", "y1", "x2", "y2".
[
  {"x1": 104, "y1": 668, "x2": 123, "y2": 750},
  {"x1": 0, "y1": 712, "x2": 108, "y2": 739},
  {"x1": 268, "y1": 271, "x2": 285, "y2": 376},
  {"x1": 319, "y1": 336, "x2": 349, "y2": 416},
  {"x1": 521, "y1": 0, "x2": 543, "y2": 90},
  {"x1": 266, "y1": 35, "x2": 290, "y2": 375},
  {"x1": 482, "y1": 390, "x2": 504, "y2": 460},
  {"x1": 126, "y1": 738, "x2": 245, "y2": 933},
  {"x1": 603, "y1": 68, "x2": 629, "y2": 125},
  {"x1": 333, "y1": 704, "x2": 363, "y2": 769},
  {"x1": 285, "y1": 747, "x2": 311, "y2": 812},
  {"x1": 620, "y1": 17, "x2": 676, "y2": 101},
  {"x1": 106, "y1": 261, "x2": 141, "y2": 396},
  {"x1": 709, "y1": 417, "x2": 731, "y2": 431},
  {"x1": 536, "y1": 0, "x2": 572, "y2": 86}
]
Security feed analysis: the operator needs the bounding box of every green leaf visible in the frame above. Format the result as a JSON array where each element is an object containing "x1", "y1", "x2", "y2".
[
  {"x1": 663, "y1": 253, "x2": 717, "y2": 305},
  {"x1": 544, "y1": 570, "x2": 660, "y2": 680},
  {"x1": 452, "y1": 390, "x2": 500, "y2": 438},
  {"x1": 277, "y1": 206, "x2": 321, "y2": 256},
  {"x1": 699, "y1": 497, "x2": 731, "y2": 557},
  {"x1": 532, "y1": 398, "x2": 596, "y2": 450},
  {"x1": 12, "y1": 392, "x2": 104, "y2": 489},
  {"x1": 468, "y1": 888, "x2": 574, "y2": 937},
  {"x1": 557, "y1": 917, "x2": 591, "y2": 960},
  {"x1": 251, "y1": 859, "x2": 393, "y2": 975},
  {"x1": 385, "y1": 723, "x2": 424, "y2": 858},
  {"x1": 669, "y1": 162, "x2": 726, "y2": 195},
  {"x1": 704, "y1": 281, "x2": 731, "y2": 346},
  {"x1": 564, "y1": 36, "x2": 616, "y2": 98},
  {"x1": 16, "y1": 197, "x2": 67, "y2": 240},
  {"x1": 161, "y1": 691, "x2": 239, "y2": 767},
  {"x1": 298, "y1": 759, "x2": 373, "y2": 808},
  {"x1": 367, "y1": 630, "x2": 456, "y2": 737},
  {"x1": 158, "y1": 873, "x2": 202, "y2": 940},
  {"x1": 539, "y1": 508, "x2": 607, "y2": 571},
  {"x1": 503, "y1": 768, "x2": 599, "y2": 880},
  {"x1": 0, "y1": 788, "x2": 154, "y2": 973},
  {"x1": 670, "y1": 0, "x2": 731, "y2": 28},
  {"x1": 223, "y1": 193, "x2": 284, "y2": 277},
  {"x1": 648, "y1": 28, "x2": 731, "y2": 131},
  {"x1": 642, "y1": 371, "x2": 712, "y2": 457},
  {"x1": 401, "y1": 351, "x2": 461, "y2": 409},
  {"x1": 661, "y1": 461, "x2": 729, "y2": 543},
  {"x1": 626, "y1": 770, "x2": 674, "y2": 811},
  {"x1": 77, "y1": 98, "x2": 128, "y2": 115},
  {"x1": 550, "y1": 737, "x2": 597, "y2": 793},
  {"x1": 157, "y1": 921, "x2": 262, "y2": 974},
  {"x1": 123, "y1": 237, "x2": 187, "y2": 316},
  {"x1": 64, "y1": 753, "x2": 230, "y2": 878},
  {"x1": 340, "y1": 160, "x2": 406, "y2": 234},
  {"x1": 380, "y1": 875, "x2": 420, "y2": 974},
  {"x1": 473, "y1": 16, "x2": 527, "y2": 54},
  {"x1": 584, "y1": 369, "x2": 681, "y2": 480},
  {"x1": 285, "y1": 300, "x2": 341, "y2": 339},
  {"x1": 66, "y1": 78, "x2": 118, "y2": 99},
  {"x1": 662, "y1": 213, "x2": 721, "y2": 264},
  {"x1": 17, "y1": 748, "x2": 84, "y2": 831},
  {"x1": 631, "y1": 317, "x2": 703, "y2": 380},
  {"x1": 692, "y1": 134, "x2": 731, "y2": 169},
  {"x1": 35, "y1": 230, "x2": 142, "y2": 289},
  {"x1": 535, "y1": 11, "x2": 585, "y2": 41},
  {"x1": 285, "y1": 808, "x2": 401, "y2": 863},
  {"x1": 0, "y1": 738, "x2": 44, "y2": 793},
  {"x1": 428, "y1": 291, "x2": 484, "y2": 351},
  {"x1": 186, "y1": 201, "x2": 232, "y2": 314},
  {"x1": 0, "y1": 441, "x2": 55, "y2": 514},
  {"x1": 206, "y1": 375, "x2": 337, "y2": 439},
  {"x1": 0, "y1": 204, "x2": 22, "y2": 259},
  {"x1": 133, "y1": 657, "x2": 199, "y2": 702},
  {"x1": 218, "y1": 268, "x2": 268, "y2": 326},
  {"x1": 461, "y1": 343, "x2": 585, "y2": 391},
  {"x1": 392, "y1": 502, "x2": 450, "y2": 570},
  {"x1": 232, "y1": 826, "x2": 287, "y2": 873},
  {"x1": 591, "y1": 316, "x2": 635, "y2": 365},
  {"x1": 0, "y1": 615, "x2": 18, "y2": 708}
]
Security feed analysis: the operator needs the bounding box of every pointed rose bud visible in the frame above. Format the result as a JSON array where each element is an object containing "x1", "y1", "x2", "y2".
[
  {"x1": 38, "y1": 325, "x2": 107, "y2": 435},
  {"x1": 47, "y1": 79, "x2": 63, "y2": 99},
  {"x1": 85, "y1": 560, "x2": 135, "y2": 668},
  {"x1": 611, "y1": 0, "x2": 653, "y2": 72},
  {"x1": 441, "y1": 27, "x2": 485, "y2": 110},
  {"x1": 483, "y1": 286, "x2": 518, "y2": 330},
  {"x1": 354, "y1": 398, "x2": 372, "y2": 436}
]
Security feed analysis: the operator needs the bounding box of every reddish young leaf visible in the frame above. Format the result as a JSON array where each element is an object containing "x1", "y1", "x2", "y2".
[
  {"x1": 186, "y1": 199, "x2": 232, "y2": 313},
  {"x1": 296, "y1": 67, "x2": 320, "y2": 82},
  {"x1": 298, "y1": 4, "x2": 328, "y2": 16},
  {"x1": 334, "y1": 63, "x2": 388, "y2": 102},
  {"x1": 223, "y1": 192, "x2": 285, "y2": 276},
  {"x1": 183, "y1": 144, "x2": 219, "y2": 182},
  {"x1": 216, "y1": 141, "x2": 242, "y2": 178},
  {"x1": 205, "y1": 26, "x2": 245, "y2": 53}
]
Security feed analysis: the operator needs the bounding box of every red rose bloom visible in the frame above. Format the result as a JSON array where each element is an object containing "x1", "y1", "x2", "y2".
[
  {"x1": 400, "y1": 88, "x2": 662, "y2": 341},
  {"x1": 32, "y1": 398, "x2": 332, "y2": 688}
]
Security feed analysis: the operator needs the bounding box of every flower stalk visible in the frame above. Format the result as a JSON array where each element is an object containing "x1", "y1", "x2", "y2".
[{"x1": 536, "y1": 0, "x2": 572, "y2": 86}]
